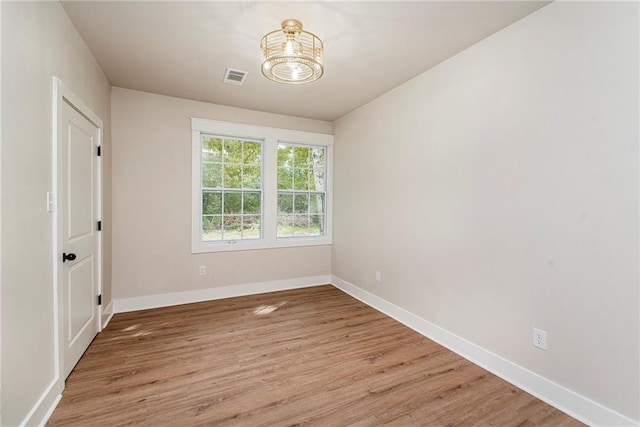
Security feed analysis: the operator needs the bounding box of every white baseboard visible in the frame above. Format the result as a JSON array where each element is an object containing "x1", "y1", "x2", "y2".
[
  {"x1": 101, "y1": 300, "x2": 114, "y2": 329},
  {"x1": 331, "y1": 275, "x2": 638, "y2": 427},
  {"x1": 20, "y1": 377, "x2": 62, "y2": 427},
  {"x1": 114, "y1": 275, "x2": 331, "y2": 313},
  {"x1": 36, "y1": 393, "x2": 62, "y2": 427}
]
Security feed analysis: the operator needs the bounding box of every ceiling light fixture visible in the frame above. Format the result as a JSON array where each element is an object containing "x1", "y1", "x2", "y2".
[{"x1": 260, "y1": 19, "x2": 324, "y2": 85}]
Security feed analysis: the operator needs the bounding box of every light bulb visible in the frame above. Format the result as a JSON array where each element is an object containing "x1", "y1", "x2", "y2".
[{"x1": 285, "y1": 40, "x2": 295, "y2": 55}]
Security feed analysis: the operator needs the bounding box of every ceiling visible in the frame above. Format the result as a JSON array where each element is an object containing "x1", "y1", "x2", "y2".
[{"x1": 61, "y1": 1, "x2": 550, "y2": 122}]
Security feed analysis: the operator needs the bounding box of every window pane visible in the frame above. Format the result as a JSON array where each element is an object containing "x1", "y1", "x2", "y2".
[
  {"x1": 294, "y1": 193, "x2": 309, "y2": 213},
  {"x1": 278, "y1": 193, "x2": 293, "y2": 214},
  {"x1": 202, "y1": 191, "x2": 222, "y2": 215},
  {"x1": 200, "y1": 136, "x2": 265, "y2": 244},
  {"x1": 277, "y1": 215, "x2": 294, "y2": 237},
  {"x1": 308, "y1": 166, "x2": 325, "y2": 191},
  {"x1": 309, "y1": 214, "x2": 324, "y2": 236},
  {"x1": 311, "y1": 147, "x2": 325, "y2": 164},
  {"x1": 243, "y1": 192, "x2": 261, "y2": 214},
  {"x1": 309, "y1": 193, "x2": 324, "y2": 214},
  {"x1": 202, "y1": 215, "x2": 222, "y2": 241},
  {"x1": 293, "y1": 214, "x2": 310, "y2": 236},
  {"x1": 275, "y1": 143, "x2": 327, "y2": 240},
  {"x1": 224, "y1": 192, "x2": 242, "y2": 214},
  {"x1": 294, "y1": 168, "x2": 309, "y2": 190},
  {"x1": 294, "y1": 146, "x2": 310, "y2": 168},
  {"x1": 223, "y1": 215, "x2": 242, "y2": 240},
  {"x1": 242, "y1": 215, "x2": 260, "y2": 239},
  {"x1": 243, "y1": 165, "x2": 261, "y2": 189},
  {"x1": 277, "y1": 144, "x2": 294, "y2": 168},
  {"x1": 203, "y1": 137, "x2": 223, "y2": 162},
  {"x1": 224, "y1": 165, "x2": 242, "y2": 188},
  {"x1": 224, "y1": 139, "x2": 243, "y2": 163},
  {"x1": 243, "y1": 142, "x2": 262, "y2": 164},
  {"x1": 277, "y1": 167, "x2": 293, "y2": 190},
  {"x1": 202, "y1": 163, "x2": 222, "y2": 188}
]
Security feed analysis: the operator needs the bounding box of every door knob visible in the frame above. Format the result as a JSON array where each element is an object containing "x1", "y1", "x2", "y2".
[{"x1": 62, "y1": 252, "x2": 76, "y2": 262}]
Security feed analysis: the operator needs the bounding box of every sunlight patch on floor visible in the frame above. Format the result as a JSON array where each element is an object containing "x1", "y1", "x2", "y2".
[
  {"x1": 109, "y1": 324, "x2": 154, "y2": 340},
  {"x1": 253, "y1": 301, "x2": 288, "y2": 315}
]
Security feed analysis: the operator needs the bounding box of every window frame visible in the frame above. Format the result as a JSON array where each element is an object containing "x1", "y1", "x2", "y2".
[
  {"x1": 276, "y1": 142, "x2": 328, "y2": 239},
  {"x1": 191, "y1": 118, "x2": 333, "y2": 253},
  {"x1": 200, "y1": 135, "x2": 264, "y2": 243}
]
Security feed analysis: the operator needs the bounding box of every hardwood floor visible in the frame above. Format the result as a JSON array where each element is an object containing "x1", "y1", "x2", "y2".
[{"x1": 48, "y1": 285, "x2": 582, "y2": 426}]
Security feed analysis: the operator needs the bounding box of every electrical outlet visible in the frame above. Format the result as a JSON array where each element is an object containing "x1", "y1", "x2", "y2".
[
  {"x1": 533, "y1": 328, "x2": 547, "y2": 350},
  {"x1": 199, "y1": 266, "x2": 206, "y2": 276},
  {"x1": 375, "y1": 271, "x2": 381, "y2": 283}
]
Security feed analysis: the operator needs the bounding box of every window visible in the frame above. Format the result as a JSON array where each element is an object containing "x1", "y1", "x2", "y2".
[
  {"x1": 201, "y1": 136, "x2": 262, "y2": 241},
  {"x1": 277, "y1": 144, "x2": 326, "y2": 238},
  {"x1": 192, "y1": 118, "x2": 333, "y2": 253}
]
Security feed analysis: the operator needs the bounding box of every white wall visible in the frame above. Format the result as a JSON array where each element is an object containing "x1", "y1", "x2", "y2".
[
  {"x1": 111, "y1": 88, "x2": 332, "y2": 301},
  {"x1": 1, "y1": 2, "x2": 111, "y2": 425},
  {"x1": 333, "y1": 1, "x2": 638, "y2": 422}
]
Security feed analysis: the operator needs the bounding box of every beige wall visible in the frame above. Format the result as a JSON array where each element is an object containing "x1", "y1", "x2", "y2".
[
  {"x1": 1, "y1": 2, "x2": 111, "y2": 425},
  {"x1": 333, "y1": 1, "x2": 639, "y2": 421},
  {"x1": 111, "y1": 88, "x2": 332, "y2": 300}
]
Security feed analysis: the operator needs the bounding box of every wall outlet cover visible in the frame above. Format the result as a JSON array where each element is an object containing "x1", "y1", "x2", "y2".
[{"x1": 533, "y1": 328, "x2": 547, "y2": 350}]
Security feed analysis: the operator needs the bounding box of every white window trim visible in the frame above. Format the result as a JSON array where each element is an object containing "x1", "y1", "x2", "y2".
[{"x1": 191, "y1": 118, "x2": 333, "y2": 253}]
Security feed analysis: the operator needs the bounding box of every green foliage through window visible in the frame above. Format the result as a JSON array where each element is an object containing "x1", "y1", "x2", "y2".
[
  {"x1": 201, "y1": 136, "x2": 262, "y2": 241},
  {"x1": 277, "y1": 143, "x2": 326, "y2": 238}
]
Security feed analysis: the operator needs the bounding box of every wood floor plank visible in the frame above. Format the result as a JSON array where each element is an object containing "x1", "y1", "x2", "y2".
[{"x1": 47, "y1": 285, "x2": 583, "y2": 426}]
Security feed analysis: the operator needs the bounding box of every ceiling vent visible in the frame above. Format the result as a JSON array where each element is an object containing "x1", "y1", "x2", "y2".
[{"x1": 223, "y1": 68, "x2": 248, "y2": 86}]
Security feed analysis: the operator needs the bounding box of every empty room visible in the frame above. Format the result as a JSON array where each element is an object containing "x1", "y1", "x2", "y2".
[{"x1": 1, "y1": 0, "x2": 639, "y2": 426}]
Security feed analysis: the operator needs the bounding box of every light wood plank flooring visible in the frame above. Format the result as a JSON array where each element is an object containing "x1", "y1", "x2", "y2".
[{"x1": 48, "y1": 285, "x2": 582, "y2": 426}]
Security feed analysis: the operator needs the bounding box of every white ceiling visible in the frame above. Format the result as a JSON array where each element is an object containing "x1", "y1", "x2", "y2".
[{"x1": 61, "y1": 1, "x2": 550, "y2": 122}]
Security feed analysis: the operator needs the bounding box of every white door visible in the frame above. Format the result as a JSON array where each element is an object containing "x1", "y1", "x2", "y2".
[{"x1": 60, "y1": 99, "x2": 101, "y2": 378}]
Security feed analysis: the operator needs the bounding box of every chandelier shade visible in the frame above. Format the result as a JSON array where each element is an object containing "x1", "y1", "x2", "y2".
[{"x1": 260, "y1": 19, "x2": 324, "y2": 84}]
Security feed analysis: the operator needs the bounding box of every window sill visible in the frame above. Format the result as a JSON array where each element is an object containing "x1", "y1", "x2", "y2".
[{"x1": 191, "y1": 237, "x2": 332, "y2": 254}]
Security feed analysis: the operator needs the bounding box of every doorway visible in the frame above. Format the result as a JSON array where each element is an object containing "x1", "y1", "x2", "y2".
[{"x1": 53, "y1": 78, "x2": 103, "y2": 379}]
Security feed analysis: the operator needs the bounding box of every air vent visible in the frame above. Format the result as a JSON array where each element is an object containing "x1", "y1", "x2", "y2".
[{"x1": 223, "y1": 68, "x2": 248, "y2": 86}]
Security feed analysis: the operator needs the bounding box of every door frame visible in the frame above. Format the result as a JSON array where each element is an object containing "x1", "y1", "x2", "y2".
[{"x1": 52, "y1": 77, "x2": 104, "y2": 385}]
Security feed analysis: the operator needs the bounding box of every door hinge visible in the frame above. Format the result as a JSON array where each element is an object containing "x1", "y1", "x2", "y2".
[
  {"x1": 97, "y1": 294, "x2": 102, "y2": 306},
  {"x1": 97, "y1": 220, "x2": 102, "y2": 231},
  {"x1": 97, "y1": 145, "x2": 102, "y2": 156}
]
